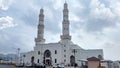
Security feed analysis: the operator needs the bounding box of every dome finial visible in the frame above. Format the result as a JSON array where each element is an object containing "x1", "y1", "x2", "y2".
[
  {"x1": 40, "y1": 7, "x2": 44, "y2": 14},
  {"x1": 64, "y1": 1, "x2": 68, "y2": 9}
]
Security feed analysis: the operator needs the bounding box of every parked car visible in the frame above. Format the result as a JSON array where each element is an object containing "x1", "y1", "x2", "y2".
[
  {"x1": 53, "y1": 64, "x2": 64, "y2": 68},
  {"x1": 25, "y1": 63, "x2": 45, "y2": 68},
  {"x1": 15, "y1": 63, "x2": 24, "y2": 67},
  {"x1": 34, "y1": 63, "x2": 46, "y2": 68}
]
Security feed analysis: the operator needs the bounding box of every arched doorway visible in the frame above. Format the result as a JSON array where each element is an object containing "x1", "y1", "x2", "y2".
[
  {"x1": 70, "y1": 55, "x2": 75, "y2": 66},
  {"x1": 31, "y1": 56, "x2": 35, "y2": 66},
  {"x1": 31, "y1": 56, "x2": 34, "y2": 63},
  {"x1": 43, "y1": 50, "x2": 52, "y2": 66},
  {"x1": 37, "y1": 59, "x2": 39, "y2": 63}
]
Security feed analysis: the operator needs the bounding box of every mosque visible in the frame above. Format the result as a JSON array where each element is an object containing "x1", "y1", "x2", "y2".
[{"x1": 20, "y1": 2, "x2": 103, "y2": 66}]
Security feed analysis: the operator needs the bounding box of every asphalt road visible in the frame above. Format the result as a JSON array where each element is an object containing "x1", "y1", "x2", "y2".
[{"x1": 0, "y1": 64, "x2": 25, "y2": 68}]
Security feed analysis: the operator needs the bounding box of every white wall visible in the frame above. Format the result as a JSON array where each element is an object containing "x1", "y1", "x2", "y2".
[{"x1": 20, "y1": 41, "x2": 104, "y2": 66}]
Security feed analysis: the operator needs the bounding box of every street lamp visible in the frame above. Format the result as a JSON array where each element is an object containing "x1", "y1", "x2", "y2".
[
  {"x1": 11, "y1": 47, "x2": 18, "y2": 63},
  {"x1": 16, "y1": 48, "x2": 20, "y2": 66},
  {"x1": 10, "y1": 57, "x2": 12, "y2": 64},
  {"x1": 23, "y1": 55, "x2": 26, "y2": 66}
]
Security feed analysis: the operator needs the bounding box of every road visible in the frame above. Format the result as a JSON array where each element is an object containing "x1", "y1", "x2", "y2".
[{"x1": 0, "y1": 64, "x2": 25, "y2": 68}]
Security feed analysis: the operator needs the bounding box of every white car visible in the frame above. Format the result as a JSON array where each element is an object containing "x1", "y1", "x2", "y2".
[{"x1": 53, "y1": 64, "x2": 64, "y2": 68}]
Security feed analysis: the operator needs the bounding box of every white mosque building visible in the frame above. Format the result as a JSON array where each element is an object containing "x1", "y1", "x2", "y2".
[{"x1": 20, "y1": 2, "x2": 103, "y2": 66}]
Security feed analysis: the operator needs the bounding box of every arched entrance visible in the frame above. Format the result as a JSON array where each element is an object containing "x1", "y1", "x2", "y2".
[
  {"x1": 31, "y1": 56, "x2": 35, "y2": 63},
  {"x1": 43, "y1": 50, "x2": 52, "y2": 66},
  {"x1": 70, "y1": 55, "x2": 75, "y2": 66},
  {"x1": 37, "y1": 59, "x2": 39, "y2": 63},
  {"x1": 31, "y1": 56, "x2": 35, "y2": 66}
]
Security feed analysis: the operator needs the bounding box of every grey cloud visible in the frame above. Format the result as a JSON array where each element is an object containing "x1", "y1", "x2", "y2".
[
  {"x1": 0, "y1": 24, "x2": 36, "y2": 53},
  {"x1": 72, "y1": 0, "x2": 119, "y2": 33},
  {"x1": 9, "y1": 0, "x2": 61, "y2": 33},
  {"x1": 20, "y1": 9, "x2": 38, "y2": 27},
  {"x1": 85, "y1": 18, "x2": 115, "y2": 32},
  {"x1": 0, "y1": 0, "x2": 62, "y2": 54},
  {"x1": 0, "y1": 30, "x2": 22, "y2": 53},
  {"x1": 1, "y1": 0, "x2": 120, "y2": 60},
  {"x1": 68, "y1": 0, "x2": 120, "y2": 33}
]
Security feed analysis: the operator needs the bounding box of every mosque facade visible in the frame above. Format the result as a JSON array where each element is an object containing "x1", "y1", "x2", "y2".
[{"x1": 20, "y1": 2, "x2": 103, "y2": 66}]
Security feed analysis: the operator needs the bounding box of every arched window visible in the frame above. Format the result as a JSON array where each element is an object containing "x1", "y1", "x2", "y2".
[
  {"x1": 64, "y1": 59, "x2": 66, "y2": 62},
  {"x1": 64, "y1": 55, "x2": 66, "y2": 57},
  {"x1": 55, "y1": 50, "x2": 57, "y2": 54},
  {"x1": 44, "y1": 50, "x2": 51, "y2": 57},
  {"x1": 98, "y1": 55, "x2": 103, "y2": 60},
  {"x1": 31, "y1": 56, "x2": 35, "y2": 63},
  {"x1": 37, "y1": 59, "x2": 39, "y2": 63},
  {"x1": 64, "y1": 50, "x2": 66, "y2": 52},
  {"x1": 23, "y1": 55, "x2": 26, "y2": 57},
  {"x1": 55, "y1": 59, "x2": 57, "y2": 63},
  {"x1": 38, "y1": 51, "x2": 40, "y2": 55}
]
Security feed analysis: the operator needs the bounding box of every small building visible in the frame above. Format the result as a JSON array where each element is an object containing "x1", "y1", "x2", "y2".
[
  {"x1": 87, "y1": 57, "x2": 100, "y2": 68},
  {"x1": 113, "y1": 61, "x2": 120, "y2": 68},
  {"x1": 101, "y1": 60, "x2": 113, "y2": 68}
]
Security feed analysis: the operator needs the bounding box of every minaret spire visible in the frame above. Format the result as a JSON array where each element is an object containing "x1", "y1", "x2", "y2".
[
  {"x1": 65, "y1": 0, "x2": 67, "y2": 3},
  {"x1": 35, "y1": 8, "x2": 45, "y2": 44},
  {"x1": 61, "y1": 2, "x2": 71, "y2": 40}
]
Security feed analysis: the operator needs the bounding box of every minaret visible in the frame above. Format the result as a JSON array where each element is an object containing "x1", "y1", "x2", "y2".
[
  {"x1": 61, "y1": 2, "x2": 71, "y2": 40},
  {"x1": 35, "y1": 8, "x2": 45, "y2": 44}
]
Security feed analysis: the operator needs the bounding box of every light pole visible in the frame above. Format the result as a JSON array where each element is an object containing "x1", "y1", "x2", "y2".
[
  {"x1": 23, "y1": 55, "x2": 25, "y2": 66},
  {"x1": 15, "y1": 48, "x2": 20, "y2": 66},
  {"x1": 11, "y1": 57, "x2": 12, "y2": 64}
]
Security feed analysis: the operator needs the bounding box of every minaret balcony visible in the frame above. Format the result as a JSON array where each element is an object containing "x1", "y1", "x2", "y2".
[
  {"x1": 35, "y1": 38, "x2": 45, "y2": 42},
  {"x1": 60, "y1": 35, "x2": 71, "y2": 40}
]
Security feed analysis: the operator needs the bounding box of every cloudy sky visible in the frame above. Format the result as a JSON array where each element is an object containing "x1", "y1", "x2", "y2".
[{"x1": 0, "y1": 0, "x2": 120, "y2": 60}]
